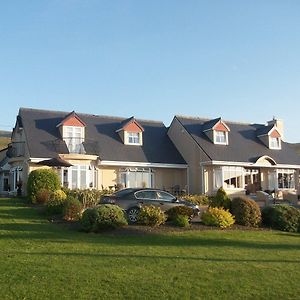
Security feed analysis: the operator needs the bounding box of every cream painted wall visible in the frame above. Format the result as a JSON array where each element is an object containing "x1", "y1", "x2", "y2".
[{"x1": 168, "y1": 118, "x2": 211, "y2": 194}]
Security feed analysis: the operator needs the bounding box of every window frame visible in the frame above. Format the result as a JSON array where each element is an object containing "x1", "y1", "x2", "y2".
[
  {"x1": 269, "y1": 136, "x2": 281, "y2": 150},
  {"x1": 214, "y1": 130, "x2": 227, "y2": 145}
]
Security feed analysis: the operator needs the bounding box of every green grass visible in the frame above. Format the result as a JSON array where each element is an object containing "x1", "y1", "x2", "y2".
[{"x1": 0, "y1": 198, "x2": 300, "y2": 299}]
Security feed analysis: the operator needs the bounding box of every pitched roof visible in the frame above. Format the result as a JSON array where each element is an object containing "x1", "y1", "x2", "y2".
[
  {"x1": 18, "y1": 108, "x2": 186, "y2": 165},
  {"x1": 116, "y1": 116, "x2": 144, "y2": 132},
  {"x1": 175, "y1": 116, "x2": 300, "y2": 165}
]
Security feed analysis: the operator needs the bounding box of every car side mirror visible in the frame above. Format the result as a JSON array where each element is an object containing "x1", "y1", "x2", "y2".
[{"x1": 172, "y1": 197, "x2": 178, "y2": 203}]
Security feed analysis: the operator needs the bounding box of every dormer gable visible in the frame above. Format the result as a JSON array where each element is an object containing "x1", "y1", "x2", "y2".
[
  {"x1": 116, "y1": 116, "x2": 144, "y2": 145},
  {"x1": 256, "y1": 124, "x2": 282, "y2": 150},
  {"x1": 57, "y1": 111, "x2": 86, "y2": 153},
  {"x1": 203, "y1": 118, "x2": 230, "y2": 145},
  {"x1": 57, "y1": 111, "x2": 86, "y2": 128}
]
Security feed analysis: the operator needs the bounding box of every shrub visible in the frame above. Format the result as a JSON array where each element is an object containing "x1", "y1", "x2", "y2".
[
  {"x1": 209, "y1": 187, "x2": 231, "y2": 210},
  {"x1": 137, "y1": 205, "x2": 167, "y2": 227},
  {"x1": 231, "y1": 196, "x2": 261, "y2": 227},
  {"x1": 35, "y1": 189, "x2": 51, "y2": 204},
  {"x1": 94, "y1": 204, "x2": 127, "y2": 231},
  {"x1": 201, "y1": 207, "x2": 235, "y2": 229},
  {"x1": 67, "y1": 189, "x2": 108, "y2": 208},
  {"x1": 46, "y1": 190, "x2": 67, "y2": 215},
  {"x1": 63, "y1": 196, "x2": 83, "y2": 221},
  {"x1": 262, "y1": 205, "x2": 300, "y2": 232},
  {"x1": 173, "y1": 215, "x2": 190, "y2": 227},
  {"x1": 183, "y1": 194, "x2": 209, "y2": 206},
  {"x1": 27, "y1": 169, "x2": 60, "y2": 203},
  {"x1": 81, "y1": 208, "x2": 99, "y2": 232},
  {"x1": 166, "y1": 206, "x2": 194, "y2": 221}
]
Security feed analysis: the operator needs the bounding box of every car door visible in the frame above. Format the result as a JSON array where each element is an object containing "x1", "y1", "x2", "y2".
[
  {"x1": 134, "y1": 190, "x2": 158, "y2": 207},
  {"x1": 154, "y1": 191, "x2": 177, "y2": 211}
]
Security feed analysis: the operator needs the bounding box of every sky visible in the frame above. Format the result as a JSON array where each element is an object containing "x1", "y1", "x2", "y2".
[{"x1": 0, "y1": 0, "x2": 300, "y2": 142}]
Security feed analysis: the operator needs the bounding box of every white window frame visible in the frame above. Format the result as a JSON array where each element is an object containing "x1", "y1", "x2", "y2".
[
  {"x1": 119, "y1": 168, "x2": 154, "y2": 188},
  {"x1": 127, "y1": 132, "x2": 141, "y2": 145},
  {"x1": 63, "y1": 126, "x2": 85, "y2": 153},
  {"x1": 214, "y1": 130, "x2": 228, "y2": 145},
  {"x1": 277, "y1": 169, "x2": 295, "y2": 189},
  {"x1": 63, "y1": 165, "x2": 95, "y2": 190},
  {"x1": 269, "y1": 136, "x2": 281, "y2": 150},
  {"x1": 213, "y1": 166, "x2": 245, "y2": 190}
]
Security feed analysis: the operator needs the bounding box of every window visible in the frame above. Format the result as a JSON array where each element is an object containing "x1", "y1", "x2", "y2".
[
  {"x1": 214, "y1": 130, "x2": 227, "y2": 144},
  {"x1": 277, "y1": 169, "x2": 295, "y2": 189},
  {"x1": 135, "y1": 191, "x2": 157, "y2": 199},
  {"x1": 119, "y1": 168, "x2": 154, "y2": 188},
  {"x1": 127, "y1": 132, "x2": 140, "y2": 145},
  {"x1": 213, "y1": 166, "x2": 244, "y2": 190},
  {"x1": 64, "y1": 126, "x2": 85, "y2": 153},
  {"x1": 270, "y1": 137, "x2": 281, "y2": 149},
  {"x1": 64, "y1": 165, "x2": 95, "y2": 189},
  {"x1": 156, "y1": 191, "x2": 175, "y2": 201}
]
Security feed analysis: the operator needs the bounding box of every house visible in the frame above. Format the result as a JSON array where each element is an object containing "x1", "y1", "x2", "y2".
[
  {"x1": 168, "y1": 115, "x2": 300, "y2": 196},
  {"x1": 7, "y1": 108, "x2": 187, "y2": 196},
  {"x1": 0, "y1": 148, "x2": 10, "y2": 195}
]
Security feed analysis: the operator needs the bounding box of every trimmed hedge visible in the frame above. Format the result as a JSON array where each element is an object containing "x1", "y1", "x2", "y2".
[
  {"x1": 231, "y1": 196, "x2": 261, "y2": 227},
  {"x1": 166, "y1": 206, "x2": 194, "y2": 221},
  {"x1": 63, "y1": 196, "x2": 82, "y2": 221},
  {"x1": 81, "y1": 205, "x2": 127, "y2": 232},
  {"x1": 137, "y1": 205, "x2": 167, "y2": 227},
  {"x1": 262, "y1": 205, "x2": 300, "y2": 233},
  {"x1": 46, "y1": 190, "x2": 67, "y2": 215},
  {"x1": 173, "y1": 215, "x2": 190, "y2": 227},
  {"x1": 201, "y1": 207, "x2": 235, "y2": 229},
  {"x1": 209, "y1": 187, "x2": 231, "y2": 210},
  {"x1": 183, "y1": 194, "x2": 209, "y2": 206},
  {"x1": 27, "y1": 169, "x2": 60, "y2": 203}
]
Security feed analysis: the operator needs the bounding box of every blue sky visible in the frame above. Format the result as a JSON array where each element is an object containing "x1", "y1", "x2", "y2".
[{"x1": 0, "y1": 0, "x2": 300, "y2": 142}]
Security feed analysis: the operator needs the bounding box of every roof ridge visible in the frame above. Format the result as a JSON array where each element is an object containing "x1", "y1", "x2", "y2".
[
  {"x1": 175, "y1": 114, "x2": 265, "y2": 126},
  {"x1": 19, "y1": 107, "x2": 163, "y2": 124}
]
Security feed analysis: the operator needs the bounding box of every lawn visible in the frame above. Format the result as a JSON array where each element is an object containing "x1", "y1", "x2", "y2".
[{"x1": 0, "y1": 198, "x2": 299, "y2": 300}]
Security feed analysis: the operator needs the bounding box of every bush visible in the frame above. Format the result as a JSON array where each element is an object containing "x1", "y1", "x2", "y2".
[
  {"x1": 27, "y1": 169, "x2": 60, "y2": 203},
  {"x1": 137, "y1": 205, "x2": 167, "y2": 227},
  {"x1": 67, "y1": 189, "x2": 109, "y2": 208},
  {"x1": 231, "y1": 196, "x2": 261, "y2": 227},
  {"x1": 166, "y1": 206, "x2": 194, "y2": 221},
  {"x1": 35, "y1": 189, "x2": 51, "y2": 204},
  {"x1": 262, "y1": 205, "x2": 300, "y2": 232},
  {"x1": 173, "y1": 215, "x2": 190, "y2": 227},
  {"x1": 87, "y1": 204, "x2": 128, "y2": 231},
  {"x1": 209, "y1": 187, "x2": 231, "y2": 210},
  {"x1": 46, "y1": 189, "x2": 67, "y2": 215},
  {"x1": 63, "y1": 196, "x2": 82, "y2": 221},
  {"x1": 201, "y1": 207, "x2": 235, "y2": 229},
  {"x1": 183, "y1": 194, "x2": 209, "y2": 206},
  {"x1": 81, "y1": 208, "x2": 99, "y2": 232}
]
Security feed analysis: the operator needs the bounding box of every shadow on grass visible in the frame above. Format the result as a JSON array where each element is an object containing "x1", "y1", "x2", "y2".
[
  {"x1": 8, "y1": 251, "x2": 300, "y2": 264},
  {"x1": 1, "y1": 222, "x2": 300, "y2": 251}
]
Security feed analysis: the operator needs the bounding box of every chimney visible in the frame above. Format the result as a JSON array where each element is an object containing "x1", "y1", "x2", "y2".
[{"x1": 268, "y1": 117, "x2": 284, "y2": 140}]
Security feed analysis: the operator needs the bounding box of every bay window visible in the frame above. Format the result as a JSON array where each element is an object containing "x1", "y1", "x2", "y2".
[
  {"x1": 277, "y1": 169, "x2": 295, "y2": 189},
  {"x1": 119, "y1": 168, "x2": 154, "y2": 188}
]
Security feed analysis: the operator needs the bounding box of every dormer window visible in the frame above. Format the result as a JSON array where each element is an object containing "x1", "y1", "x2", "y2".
[
  {"x1": 57, "y1": 111, "x2": 86, "y2": 154},
  {"x1": 64, "y1": 126, "x2": 85, "y2": 153},
  {"x1": 128, "y1": 132, "x2": 140, "y2": 145},
  {"x1": 269, "y1": 136, "x2": 281, "y2": 150},
  {"x1": 203, "y1": 118, "x2": 230, "y2": 145},
  {"x1": 214, "y1": 130, "x2": 227, "y2": 144},
  {"x1": 116, "y1": 116, "x2": 144, "y2": 146}
]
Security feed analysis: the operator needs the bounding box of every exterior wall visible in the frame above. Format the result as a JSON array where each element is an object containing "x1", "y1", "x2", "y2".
[
  {"x1": 168, "y1": 117, "x2": 210, "y2": 194},
  {"x1": 97, "y1": 166, "x2": 187, "y2": 192}
]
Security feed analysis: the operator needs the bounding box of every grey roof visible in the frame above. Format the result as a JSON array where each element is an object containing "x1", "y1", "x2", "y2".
[
  {"x1": 0, "y1": 148, "x2": 8, "y2": 168},
  {"x1": 18, "y1": 108, "x2": 186, "y2": 165},
  {"x1": 256, "y1": 124, "x2": 274, "y2": 136},
  {"x1": 202, "y1": 117, "x2": 221, "y2": 131},
  {"x1": 175, "y1": 116, "x2": 300, "y2": 165}
]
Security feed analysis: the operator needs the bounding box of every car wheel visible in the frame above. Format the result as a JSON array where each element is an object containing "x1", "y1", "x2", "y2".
[{"x1": 127, "y1": 207, "x2": 140, "y2": 224}]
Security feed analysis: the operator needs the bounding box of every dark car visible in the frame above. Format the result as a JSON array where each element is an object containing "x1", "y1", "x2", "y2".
[{"x1": 101, "y1": 188, "x2": 200, "y2": 223}]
